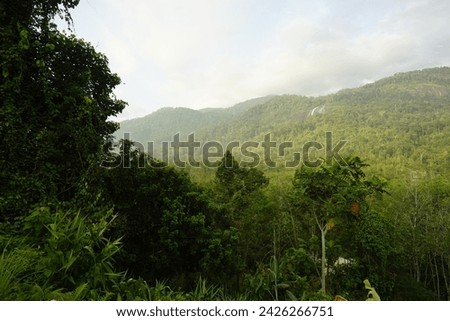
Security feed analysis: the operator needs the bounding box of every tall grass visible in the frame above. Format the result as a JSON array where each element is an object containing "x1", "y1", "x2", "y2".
[{"x1": 0, "y1": 246, "x2": 37, "y2": 300}]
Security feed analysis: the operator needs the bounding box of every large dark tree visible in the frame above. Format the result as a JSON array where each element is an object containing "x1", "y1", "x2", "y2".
[
  {"x1": 101, "y1": 141, "x2": 240, "y2": 285},
  {"x1": 213, "y1": 151, "x2": 273, "y2": 272},
  {"x1": 0, "y1": 0, "x2": 125, "y2": 220}
]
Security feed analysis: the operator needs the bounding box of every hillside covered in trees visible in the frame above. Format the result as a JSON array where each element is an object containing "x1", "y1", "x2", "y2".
[
  {"x1": 1, "y1": 1, "x2": 449, "y2": 301},
  {"x1": 116, "y1": 66, "x2": 450, "y2": 182}
]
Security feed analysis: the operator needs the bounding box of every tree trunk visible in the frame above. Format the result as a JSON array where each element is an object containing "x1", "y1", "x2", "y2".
[
  {"x1": 440, "y1": 253, "x2": 449, "y2": 301},
  {"x1": 314, "y1": 212, "x2": 328, "y2": 294},
  {"x1": 434, "y1": 255, "x2": 440, "y2": 299},
  {"x1": 273, "y1": 228, "x2": 279, "y2": 301},
  {"x1": 320, "y1": 226, "x2": 328, "y2": 293}
]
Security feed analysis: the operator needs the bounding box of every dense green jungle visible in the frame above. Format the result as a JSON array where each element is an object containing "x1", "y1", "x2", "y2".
[{"x1": 1, "y1": 0, "x2": 449, "y2": 301}]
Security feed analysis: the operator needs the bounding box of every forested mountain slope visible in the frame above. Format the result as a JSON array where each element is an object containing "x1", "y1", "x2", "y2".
[
  {"x1": 115, "y1": 66, "x2": 450, "y2": 179},
  {"x1": 114, "y1": 95, "x2": 275, "y2": 145}
]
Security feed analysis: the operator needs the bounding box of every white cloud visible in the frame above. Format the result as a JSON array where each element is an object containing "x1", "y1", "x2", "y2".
[{"x1": 70, "y1": 0, "x2": 450, "y2": 120}]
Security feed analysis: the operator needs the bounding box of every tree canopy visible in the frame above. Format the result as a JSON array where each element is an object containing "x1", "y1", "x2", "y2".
[{"x1": 0, "y1": 0, "x2": 125, "y2": 220}]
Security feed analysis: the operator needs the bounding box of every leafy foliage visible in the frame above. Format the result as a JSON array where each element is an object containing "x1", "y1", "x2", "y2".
[
  {"x1": 1, "y1": 0, "x2": 449, "y2": 301},
  {"x1": 100, "y1": 141, "x2": 239, "y2": 285},
  {"x1": 0, "y1": 0, "x2": 125, "y2": 221},
  {"x1": 0, "y1": 206, "x2": 122, "y2": 300}
]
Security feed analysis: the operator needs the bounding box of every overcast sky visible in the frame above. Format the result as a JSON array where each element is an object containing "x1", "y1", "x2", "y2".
[{"x1": 67, "y1": 0, "x2": 450, "y2": 120}]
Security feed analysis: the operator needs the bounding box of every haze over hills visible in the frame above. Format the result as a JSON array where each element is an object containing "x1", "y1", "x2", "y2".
[
  {"x1": 114, "y1": 95, "x2": 276, "y2": 145},
  {"x1": 114, "y1": 66, "x2": 450, "y2": 180}
]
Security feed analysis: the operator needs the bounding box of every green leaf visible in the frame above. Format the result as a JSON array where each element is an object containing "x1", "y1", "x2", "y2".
[
  {"x1": 286, "y1": 290, "x2": 298, "y2": 301},
  {"x1": 276, "y1": 283, "x2": 290, "y2": 289}
]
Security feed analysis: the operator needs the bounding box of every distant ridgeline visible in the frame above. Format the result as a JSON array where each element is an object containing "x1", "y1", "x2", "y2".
[{"x1": 114, "y1": 66, "x2": 450, "y2": 181}]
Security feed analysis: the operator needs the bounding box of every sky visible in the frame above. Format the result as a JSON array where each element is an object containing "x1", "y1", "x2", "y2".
[{"x1": 65, "y1": 0, "x2": 450, "y2": 120}]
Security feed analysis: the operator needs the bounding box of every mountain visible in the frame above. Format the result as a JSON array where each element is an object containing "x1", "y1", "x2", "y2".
[
  {"x1": 114, "y1": 95, "x2": 276, "y2": 145},
  {"x1": 114, "y1": 66, "x2": 450, "y2": 180}
]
